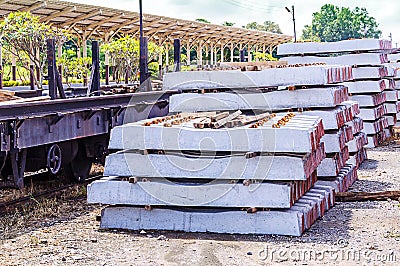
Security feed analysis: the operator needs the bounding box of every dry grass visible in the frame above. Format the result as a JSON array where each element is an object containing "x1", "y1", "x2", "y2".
[
  {"x1": 0, "y1": 184, "x2": 91, "y2": 240},
  {"x1": 1, "y1": 163, "x2": 104, "y2": 203},
  {"x1": 0, "y1": 163, "x2": 103, "y2": 240}
]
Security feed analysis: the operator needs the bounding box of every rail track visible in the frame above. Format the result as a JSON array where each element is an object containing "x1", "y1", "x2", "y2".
[{"x1": 0, "y1": 175, "x2": 102, "y2": 216}]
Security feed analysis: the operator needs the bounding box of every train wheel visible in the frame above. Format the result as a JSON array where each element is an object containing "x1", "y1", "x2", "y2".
[
  {"x1": 63, "y1": 156, "x2": 93, "y2": 182},
  {"x1": 63, "y1": 143, "x2": 93, "y2": 182},
  {"x1": 47, "y1": 144, "x2": 62, "y2": 175}
]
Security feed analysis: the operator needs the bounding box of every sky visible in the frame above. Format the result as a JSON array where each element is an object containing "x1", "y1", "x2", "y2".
[{"x1": 71, "y1": 0, "x2": 400, "y2": 46}]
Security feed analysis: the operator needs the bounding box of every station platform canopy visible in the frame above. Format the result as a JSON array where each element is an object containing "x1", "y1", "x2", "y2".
[{"x1": 0, "y1": 0, "x2": 292, "y2": 49}]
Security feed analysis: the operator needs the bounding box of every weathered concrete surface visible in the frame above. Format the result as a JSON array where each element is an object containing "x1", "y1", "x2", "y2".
[
  {"x1": 359, "y1": 105, "x2": 387, "y2": 121},
  {"x1": 169, "y1": 87, "x2": 349, "y2": 112},
  {"x1": 384, "y1": 90, "x2": 398, "y2": 102},
  {"x1": 277, "y1": 39, "x2": 391, "y2": 55},
  {"x1": 346, "y1": 117, "x2": 364, "y2": 135},
  {"x1": 342, "y1": 80, "x2": 386, "y2": 94},
  {"x1": 350, "y1": 93, "x2": 386, "y2": 107},
  {"x1": 317, "y1": 149, "x2": 349, "y2": 177},
  {"x1": 352, "y1": 66, "x2": 395, "y2": 80},
  {"x1": 296, "y1": 105, "x2": 353, "y2": 130},
  {"x1": 109, "y1": 115, "x2": 324, "y2": 153},
  {"x1": 98, "y1": 187, "x2": 330, "y2": 236},
  {"x1": 163, "y1": 66, "x2": 353, "y2": 90},
  {"x1": 316, "y1": 164, "x2": 358, "y2": 193},
  {"x1": 87, "y1": 177, "x2": 312, "y2": 208},
  {"x1": 347, "y1": 132, "x2": 368, "y2": 153},
  {"x1": 104, "y1": 146, "x2": 324, "y2": 180},
  {"x1": 363, "y1": 117, "x2": 389, "y2": 135},
  {"x1": 281, "y1": 53, "x2": 388, "y2": 66}
]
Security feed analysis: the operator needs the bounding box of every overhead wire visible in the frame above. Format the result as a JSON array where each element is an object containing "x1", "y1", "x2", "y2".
[{"x1": 221, "y1": 0, "x2": 287, "y2": 14}]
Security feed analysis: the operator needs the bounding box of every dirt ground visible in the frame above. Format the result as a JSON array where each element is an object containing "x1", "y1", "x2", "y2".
[{"x1": 0, "y1": 142, "x2": 400, "y2": 265}]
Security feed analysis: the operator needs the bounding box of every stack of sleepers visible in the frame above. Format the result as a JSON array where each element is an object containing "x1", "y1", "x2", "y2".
[
  {"x1": 88, "y1": 112, "x2": 330, "y2": 236},
  {"x1": 385, "y1": 53, "x2": 400, "y2": 129},
  {"x1": 278, "y1": 38, "x2": 396, "y2": 147},
  {"x1": 164, "y1": 64, "x2": 360, "y2": 193}
]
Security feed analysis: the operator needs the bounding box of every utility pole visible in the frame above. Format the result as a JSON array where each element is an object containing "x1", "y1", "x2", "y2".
[
  {"x1": 139, "y1": 0, "x2": 148, "y2": 85},
  {"x1": 285, "y1": 5, "x2": 296, "y2": 42}
]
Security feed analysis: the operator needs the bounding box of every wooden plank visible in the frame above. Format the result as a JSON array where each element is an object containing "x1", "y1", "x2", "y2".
[
  {"x1": 336, "y1": 191, "x2": 400, "y2": 202},
  {"x1": 0, "y1": 90, "x2": 15, "y2": 97},
  {"x1": 210, "y1": 111, "x2": 229, "y2": 122},
  {"x1": 221, "y1": 61, "x2": 288, "y2": 68},
  {"x1": 0, "y1": 96, "x2": 50, "y2": 105},
  {"x1": 214, "y1": 110, "x2": 241, "y2": 128}
]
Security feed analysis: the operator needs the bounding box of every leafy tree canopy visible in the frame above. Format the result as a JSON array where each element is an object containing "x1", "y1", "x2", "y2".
[
  {"x1": 244, "y1": 21, "x2": 282, "y2": 34},
  {"x1": 222, "y1": 21, "x2": 235, "y2": 27},
  {"x1": 195, "y1": 18, "x2": 211, "y2": 24},
  {"x1": 302, "y1": 4, "x2": 382, "y2": 42},
  {"x1": 101, "y1": 36, "x2": 161, "y2": 83},
  {"x1": 0, "y1": 11, "x2": 69, "y2": 88}
]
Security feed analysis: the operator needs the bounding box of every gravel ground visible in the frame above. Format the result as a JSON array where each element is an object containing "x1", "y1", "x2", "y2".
[{"x1": 0, "y1": 142, "x2": 399, "y2": 265}]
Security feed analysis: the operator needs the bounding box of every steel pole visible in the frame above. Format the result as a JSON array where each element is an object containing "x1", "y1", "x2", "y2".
[
  {"x1": 292, "y1": 5, "x2": 296, "y2": 42},
  {"x1": 139, "y1": 0, "x2": 148, "y2": 85}
]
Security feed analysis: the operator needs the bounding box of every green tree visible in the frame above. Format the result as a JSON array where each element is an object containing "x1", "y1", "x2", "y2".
[
  {"x1": 195, "y1": 18, "x2": 211, "y2": 24},
  {"x1": 253, "y1": 52, "x2": 277, "y2": 61},
  {"x1": 58, "y1": 56, "x2": 91, "y2": 86},
  {"x1": 101, "y1": 36, "x2": 162, "y2": 83},
  {"x1": 302, "y1": 4, "x2": 381, "y2": 42},
  {"x1": 244, "y1": 21, "x2": 282, "y2": 34},
  {"x1": 222, "y1": 21, "x2": 235, "y2": 27},
  {"x1": 0, "y1": 11, "x2": 69, "y2": 89}
]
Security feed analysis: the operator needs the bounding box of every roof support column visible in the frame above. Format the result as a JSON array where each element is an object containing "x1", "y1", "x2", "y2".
[
  {"x1": 29, "y1": 47, "x2": 35, "y2": 90},
  {"x1": 205, "y1": 45, "x2": 208, "y2": 65},
  {"x1": 214, "y1": 47, "x2": 217, "y2": 65},
  {"x1": 268, "y1": 44, "x2": 274, "y2": 54},
  {"x1": 186, "y1": 43, "x2": 190, "y2": 66},
  {"x1": 239, "y1": 43, "x2": 245, "y2": 62},
  {"x1": 230, "y1": 43, "x2": 234, "y2": 63},
  {"x1": 11, "y1": 48, "x2": 16, "y2": 81},
  {"x1": 220, "y1": 44, "x2": 224, "y2": 63},
  {"x1": 82, "y1": 31, "x2": 87, "y2": 86},
  {"x1": 210, "y1": 44, "x2": 214, "y2": 67},
  {"x1": 197, "y1": 41, "x2": 203, "y2": 66},
  {"x1": 248, "y1": 44, "x2": 252, "y2": 62},
  {"x1": 0, "y1": 42, "x2": 2, "y2": 90},
  {"x1": 165, "y1": 43, "x2": 169, "y2": 72},
  {"x1": 105, "y1": 33, "x2": 110, "y2": 85},
  {"x1": 255, "y1": 45, "x2": 259, "y2": 62},
  {"x1": 157, "y1": 40, "x2": 162, "y2": 79},
  {"x1": 57, "y1": 43, "x2": 63, "y2": 82}
]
